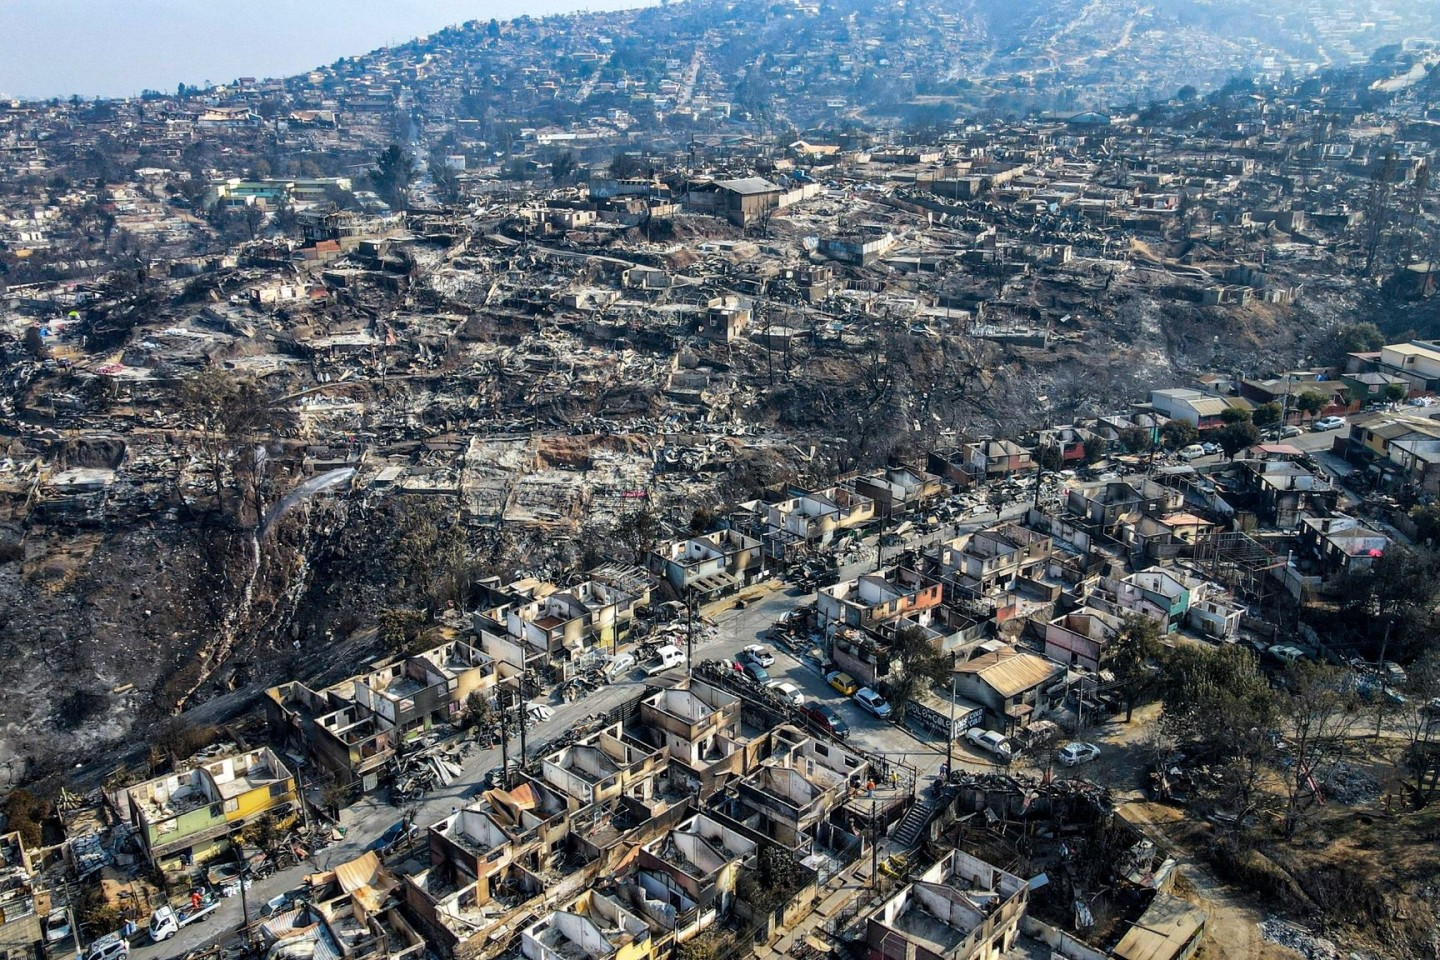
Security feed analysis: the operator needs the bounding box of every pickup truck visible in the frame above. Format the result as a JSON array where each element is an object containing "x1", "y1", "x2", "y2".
[
  {"x1": 642, "y1": 644, "x2": 687, "y2": 676},
  {"x1": 148, "y1": 891, "x2": 219, "y2": 942}
]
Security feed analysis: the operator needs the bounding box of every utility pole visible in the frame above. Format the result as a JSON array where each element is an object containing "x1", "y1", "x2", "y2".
[
  {"x1": 498, "y1": 694, "x2": 510, "y2": 789},
  {"x1": 67, "y1": 899, "x2": 84, "y2": 959},
  {"x1": 1375, "y1": 618, "x2": 1392, "y2": 739},
  {"x1": 686, "y1": 587, "x2": 696, "y2": 671},
  {"x1": 946, "y1": 652, "x2": 957, "y2": 780},
  {"x1": 516, "y1": 684, "x2": 528, "y2": 762},
  {"x1": 295, "y1": 764, "x2": 319, "y2": 868},
  {"x1": 870, "y1": 798, "x2": 879, "y2": 888},
  {"x1": 238, "y1": 859, "x2": 252, "y2": 947}
]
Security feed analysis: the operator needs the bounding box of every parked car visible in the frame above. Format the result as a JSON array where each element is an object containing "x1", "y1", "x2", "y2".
[
  {"x1": 1177, "y1": 444, "x2": 1206, "y2": 461},
  {"x1": 741, "y1": 645, "x2": 775, "y2": 667},
  {"x1": 964, "y1": 728, "x2": 1012, "y2": 761},
  {"x1": 1311, "y1": 415, "x2": 1346, "y2": 431},
  {"x1": 854, "y1": 687, "x2": 893, "y2": 719},
  {"x1": 826, "y1": 671, "x2": 860, "y2": 696},
  {"x1": 740, "y1": 661, "x2": 771, "y2": 684},
  {"x1": 799, "y1": 702, "x2": 850, "y2": 738},
  {"x1": 85, "y1": 934, "x2": 129, "y2": 960},
  {"x1": 1057, "y1": 742, "x2": 1101, "y2": 767},
  {"x1": 767, "y1": 681, "x2": 804, "y2": 705},
  {"x1": 602, "y1": 652, "x2": 636, "y2": 680},
  {"x1": 1268, "y1": 644, "x2": 1308, "y2": 664},
  {"x1": 1201, "y1": 442, "x2": 1220, "y2": 456},
  {"x1": 43, "y1": 910, "x2": 71, "y2": 944},
  {"x1": 1278, "y1": 425, "x2": 1303, "y2": 438}
]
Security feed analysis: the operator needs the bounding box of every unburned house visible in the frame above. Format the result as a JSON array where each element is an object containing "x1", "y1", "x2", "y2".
[{"x1": 951, "y1": 648, "x2": 1062, "y2": 734}]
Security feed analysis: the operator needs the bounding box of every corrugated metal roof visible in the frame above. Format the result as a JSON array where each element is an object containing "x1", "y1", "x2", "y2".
[
  {"x1": 1111, "y1": 892, "x2": 1205, "y2": 960},
  {"x1": 954, "y1": 649, "x2": 1058, "y2": 697}
]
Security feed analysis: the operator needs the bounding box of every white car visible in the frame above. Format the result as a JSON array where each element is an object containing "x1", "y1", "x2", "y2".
[
  {"x1": 85, "y1": 934, "x2": 129, "y2": 960},
  {"x1": 854, "y1": 687, "x2": 893, "y2": 719},
  {"x1": 1057, "y1": 742, "x2": 1101, "y2": 767},
  {"x1": 1311, "y1": 416, "x2": 1346, "y2": 431},
  {"x1": 1177, "y1": 444, "x2": 1206, "y2": 461},
  {"x1": 964, "y1": 728, "x2": 1012, "y2": 760},
  {"x1": 44, "y1": 909, "x2": 71, "y2": 944},
  {"x1": 741, "y1": 644, "x2": 775, "y2": 667},
  {"x1": 767, "y1": 681, "x2": 804, "y2": 705}
]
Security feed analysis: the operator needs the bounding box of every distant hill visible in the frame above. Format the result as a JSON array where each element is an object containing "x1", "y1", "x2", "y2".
[{"x1": 358, "y1": 0, "x2": 1440, "y2": 126}]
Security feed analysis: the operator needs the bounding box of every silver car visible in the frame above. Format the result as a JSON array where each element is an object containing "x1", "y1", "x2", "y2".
[{"x1": 1057, "y1": 742, "x2": 1101, "y2": 767}]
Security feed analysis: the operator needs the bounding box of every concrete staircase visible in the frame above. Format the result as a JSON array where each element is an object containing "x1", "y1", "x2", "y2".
[{"x1": 892, "y1": 797, "x2": 940, "y2": 849}]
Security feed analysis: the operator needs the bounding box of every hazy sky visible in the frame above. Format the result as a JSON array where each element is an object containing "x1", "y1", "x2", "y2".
[{"x1": 0, "y1": 0, "x2": 654, "y2": 99}]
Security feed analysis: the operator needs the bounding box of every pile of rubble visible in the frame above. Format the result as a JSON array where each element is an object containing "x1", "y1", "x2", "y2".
[
  {"x1": 1320, "y1": 763, "x2": 1381, "y2": 805},
  {"x1": 1259, "y1": 918, "x2": 1344, "y2": 959},
  {"x1": 390, "y1": 741, "x2": 467, "y2": 803}
]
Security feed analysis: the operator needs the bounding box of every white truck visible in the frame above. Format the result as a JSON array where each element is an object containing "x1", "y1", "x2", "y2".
[
  {"x1": 642, "y1": 644, "x2": 687, "y2": 676},
  {"x1": 148, "y1": 891, "x2": 220, "y2": 942}
]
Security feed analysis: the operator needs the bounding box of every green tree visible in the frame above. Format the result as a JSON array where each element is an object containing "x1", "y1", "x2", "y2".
[
  {"x1": 1382, "y1": 382, "x2": 1408, "y2": 403},
  {"x1": 1082, "y1": 435, "x2": 1110, "y2": 465},
  {"x1": 1160, "y1": 419, "x2": 1199, "y2": 450},
  {"x1": 1118, "y1": 426, "x2": 1151, "y2": 454},
  {"x1": 1034, "y1": 443, "x2": 1063, "y2": 472},
  {"x1": 1409, "y1": 503, "x2": 1440, "y2": 545},
  {"x1": 389, "y1": 501, "x2": 474, "y2": 611},
  {"x1": 1295, "y1": 390, "x2": 1327, "y2": 420},
  {"x1": 369, "y1": 143, "x2": 416, "y2": 210},
  {"x1": 1216, "y1": 420, "x2": 1260, "y2": 458},
  {"x1": 550, "y1": 150, "x2": 578, "y2": 184},
  {"x1": 323, "y1": 182, "x2": 360, "y2": 210},
  {"x1": 1296, "y1": 391, "x2": 1324, "y2": 420},
  {"x1": 1335, "y1": 546, "x2": 1440, "y2": 659},
  {"x1": 465, "y1": 689, "x2": 492, "y2": 729},
  {"x1": 1108, "y1": 614, "x2": 1164, "y2": 722},
  {"x1": 1336, "y1": 321, "x2": 1385, "y2": 354},
  {"x1": 377, "y1": 607, "x2": 429, "y2": 655},
  {"x1": 1252, "y1": 402, "x2": 1283, "y2": 428},
  {"x1": 1219, "y1": 406, "x2": 1251, "y2": 424},
  {"x1": 1159, "y1": 644, "x2": 1278, "y2": 752},
  {"x1": 883, "y1": 625, "x2": 951, "y2": 719}
]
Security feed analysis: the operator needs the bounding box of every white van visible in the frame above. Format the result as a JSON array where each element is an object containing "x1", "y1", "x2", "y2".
[{"x1": 1177, "y1": 444, "x2": 1206, "y2": 461}]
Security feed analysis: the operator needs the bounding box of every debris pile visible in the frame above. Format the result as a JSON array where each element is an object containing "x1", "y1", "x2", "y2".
[
  {"x1": 69, "y1": 832, "x2": 111, "y2": 881},
  {"x1": 1259, "y1": 918, "x2": 1343, "y2": 959},
  {"x1": 389, "y1": 742, "x2": 467, "y2": 803},
  {"x1": 1320, "y1": 763, "x2": 1381, "y2": 805}
]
